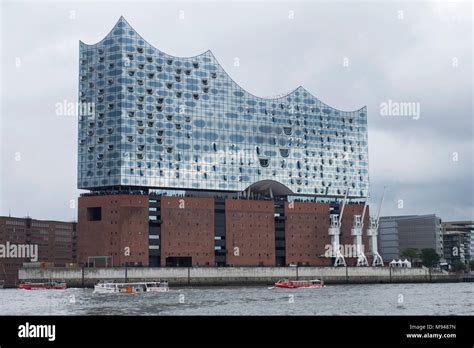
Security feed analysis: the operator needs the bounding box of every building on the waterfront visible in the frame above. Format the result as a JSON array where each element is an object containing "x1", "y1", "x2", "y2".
[
  {"x1": 442, "y1": 231, "x2": 468, "y2": 265},
  {"x1": 378, "y1": 214, "x2": 443, "y2": 261},
  {"x1": 0, "y1": 216, "x2": 76, "y2": 286},
  {"x1": 77, "y1": 193, "x2": 370, "y2": 267},
  {"x1": 442, "y1": 221, "x2": 474, "y2": 265},
  {"x1": 77, "y1": 17, "x2": 371, "y2": 268}
]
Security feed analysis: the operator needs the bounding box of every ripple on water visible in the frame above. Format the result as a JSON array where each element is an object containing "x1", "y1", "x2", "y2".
[{"x1": 0, "y1": 283, "x2": 472, "y2": 315}]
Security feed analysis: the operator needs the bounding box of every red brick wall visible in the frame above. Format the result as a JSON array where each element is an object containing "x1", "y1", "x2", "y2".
[
  {"x1": 340, "y1": 204, "x2": 370, "y2": 266},
  {"x1": 0, "y1": 217, "x2": 28, "y2": 286},
  {"x1": 160, "y1": 196, "x2": 214, "y2": 266},
  {"x1": 28, "y1": 222, "x2": 75, "y2": 265},
  {"x1": 225, "y1": 199, "x2": 275, "y2": 266},
  {"x1": 0, "y1": 217, "x2": 75, "y2": 286},
  {"x1": 77, "y1": 195, "x2": 149, "y2": 266},
  {"x1": 284, "y1": 202, "x2": 332, "y2": 266},
  {"x1": 75, "y1": 196, "x2": 370, "y2": 269}
]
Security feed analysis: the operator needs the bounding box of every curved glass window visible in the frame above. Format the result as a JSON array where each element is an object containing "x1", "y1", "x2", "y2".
[{"x1": 279, "y1": 148, "x2": 289, "y2": 157}]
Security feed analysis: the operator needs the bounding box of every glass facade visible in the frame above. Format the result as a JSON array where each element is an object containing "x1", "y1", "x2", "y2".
[{"x1": 78, "y1": 17, "x2": 369, "y2": 197}]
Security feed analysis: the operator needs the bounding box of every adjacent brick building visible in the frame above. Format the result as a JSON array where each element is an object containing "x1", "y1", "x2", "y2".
[{"x1": 0, "y1": 216, "x2": 76, "y2": 286}]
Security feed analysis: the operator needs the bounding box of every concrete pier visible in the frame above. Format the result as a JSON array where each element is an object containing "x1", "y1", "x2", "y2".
[{"x1": 17, "y1": 266, "x2": 461, "y2": 287}]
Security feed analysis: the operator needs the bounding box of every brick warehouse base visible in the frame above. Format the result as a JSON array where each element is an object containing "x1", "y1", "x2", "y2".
[
  {"x1": 77, "y1": 194, "x2": 370, "y2": 267},
  {"x1": 77, "y1": 194, "x2": 149, "y2": 267}
]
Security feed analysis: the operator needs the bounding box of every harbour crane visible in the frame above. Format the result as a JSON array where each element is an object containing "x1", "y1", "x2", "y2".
[
  {"x1": 367, "y1": 187, "x2": 385, "y2": 267},
  {"x1": 328, "y1": 190, "x2": 348, "y2": 267},
  {"x1": 351, "y1": 199, "x2": 369, "y2": 266}
]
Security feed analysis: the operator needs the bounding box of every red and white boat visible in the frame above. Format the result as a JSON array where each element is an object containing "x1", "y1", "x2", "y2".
[
  {"x1": 18, "y1": 281, "x2": 67, "y2": 290},
  {"x1": 93, "y1": 281, "x2": 169, "y2": 294},
  {"x1": 274, "y1": 279, "x2": 325, "y2": 289}
]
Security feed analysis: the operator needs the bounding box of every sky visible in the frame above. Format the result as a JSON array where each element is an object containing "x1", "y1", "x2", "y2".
[{"x1": 0, "y1": 0, "x2": 472, "y2": 222}]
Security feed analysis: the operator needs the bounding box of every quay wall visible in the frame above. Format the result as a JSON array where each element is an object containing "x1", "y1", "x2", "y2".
[{"x1": 18, "y1": 267, "x2": 461, "y2": 287}]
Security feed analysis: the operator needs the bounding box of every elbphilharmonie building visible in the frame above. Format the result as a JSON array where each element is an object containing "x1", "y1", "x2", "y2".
[
  {"x1": 78, "y1": 17, "x2": 369, "y2": 198},
  {"x1": 77, "y1": 17, "x2": 372, "y2": 268}
]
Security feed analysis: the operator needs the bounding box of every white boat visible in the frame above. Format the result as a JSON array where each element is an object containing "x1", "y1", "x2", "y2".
[{"x1": 93, "y1": 281, "x2": 169, "y2": 294}]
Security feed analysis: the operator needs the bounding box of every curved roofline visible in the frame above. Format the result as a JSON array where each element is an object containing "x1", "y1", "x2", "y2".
[
  {"x1": 244, "y1": 180, "x2": 294, "y2": 196},
  {"x1": 80, "y1": 16, "x2": 211, "y2": 58},
  {"x1": 81, "y1": 16, "x2": 366, "y2": 113},
  {"x1": 80, "y1": 16, "x2": 128, "y2": 48}
]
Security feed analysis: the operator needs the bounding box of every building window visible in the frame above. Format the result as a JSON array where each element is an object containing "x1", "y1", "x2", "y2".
[
  {"x1": 280, "y1": 148, "x2": 289, "y2": 157},
  {"x1": 87, "y1": 207, "x2": 102, "y2": 221},
  {"x1": 259, "y1": 158, "x2": 269, "y2": 167}
]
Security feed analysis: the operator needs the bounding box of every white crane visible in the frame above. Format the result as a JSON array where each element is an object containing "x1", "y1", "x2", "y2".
[
  {"x1": 367, "y1": 187, "x2": 385, "y2": 267},
  {"x1": 351, "y1": 200, "x2": 369, "y2": 266},
  {"x1": 328, "y1": 190, "x2": 348, "y2": 267}
]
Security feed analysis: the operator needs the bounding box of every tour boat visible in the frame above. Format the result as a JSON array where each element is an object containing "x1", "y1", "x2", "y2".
[
  {"x1": 274, "y1": 279, "x2": 325, "y2": 289},
  {"x1": 18, "y1": 281, "x2": 67, "y2": 290},
  {"x1": 93, "y1": 281, "x2": 169, "y2": 294}
]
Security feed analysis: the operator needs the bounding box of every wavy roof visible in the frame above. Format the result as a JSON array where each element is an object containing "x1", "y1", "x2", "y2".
[{"x1": 81, "y1": 16, "x2": 366, "y2": 113}]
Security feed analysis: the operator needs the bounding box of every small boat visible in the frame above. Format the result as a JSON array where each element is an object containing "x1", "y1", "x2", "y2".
[
  {"x1": 93, "y1": 281, "x2": 169, "y2": 294},
  {"x1": 274, "y1": 279, "x2": 325, "y2": 289},
  {"x1": 18, "y1": 281, "x2": 67, "y2": 290}
]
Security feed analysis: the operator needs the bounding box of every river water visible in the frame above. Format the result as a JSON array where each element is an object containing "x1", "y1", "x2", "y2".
[{"x1": 0, "y1": 283, "x2": 472, "y2": 315}]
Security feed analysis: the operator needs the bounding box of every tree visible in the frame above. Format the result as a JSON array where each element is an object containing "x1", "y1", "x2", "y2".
[
  {"x1": 420, "y1": 248, "x2": 440, "y2": 268},
  {"x1": 400, "y1": 248, "x2": 419, "y2": 263},
  {"x1": 451, "y1": 260, "x2": 466, "y2": 273},
  {"x1": 469, "y1": 260, "x2": 474, "y2": 271}
]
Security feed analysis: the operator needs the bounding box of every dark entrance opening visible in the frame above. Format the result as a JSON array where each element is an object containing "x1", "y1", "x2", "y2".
[
  {"x1": 165, "y1": 256, "x2": 192, "y2": 267},
  {"x1": 87, "y1": 207, "x2": 102, "y2": 221},
  {"x1": 276, "y1": 256, "x2": 286, "y2": 267}
]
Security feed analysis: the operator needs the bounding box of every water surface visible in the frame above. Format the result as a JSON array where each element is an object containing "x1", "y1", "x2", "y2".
[{"x1": 1, "y1": 283, "x2": 472, "y2": 315}]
